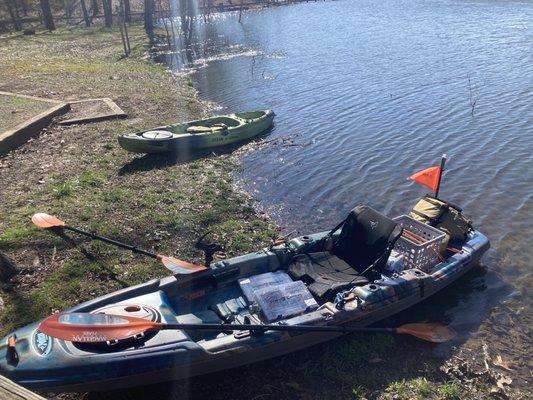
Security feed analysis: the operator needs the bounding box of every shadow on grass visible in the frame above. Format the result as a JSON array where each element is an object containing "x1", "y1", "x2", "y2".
[
  {"x1": 118, "y1": 128, "x2": 274, "y2": 175},
  {"x1": 0, "y1": 229, "x2": 134, "y2": 336}
]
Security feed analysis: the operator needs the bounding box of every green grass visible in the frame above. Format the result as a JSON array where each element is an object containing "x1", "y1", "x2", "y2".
[
  {"x1": 53, "y1": 181, "x2": 76, "y2": 198},
  {"x1": 386, "y1": 380, "x2": 410, "y2": 399},
  {"x1": 102, "y1": 188, "x2": 132, "y2": 203},
  {"x1": 437, "y1": 381, "x2": 463, "y2": 399},
  {"x1": 351, "y1": 386, "x2": 368, "y2": 399},
  {"x1": 0, "y1": 25, "x2": 277, "y2": 342},
  {"x1": 0, "y1": 226, "x2": 39, "y2": 246},
  {"x1": 382, "y1": 377, "x2": 463, "y2": 400},
  {"x1": 78, "y1": 171, "x2": 106, "y2": 187},
  {"x1": 0, "y1": 257, "x2": 125, "y2": 333},
  {"x1": 411, "y1": 377, "x2": 434, "y2": 397}
]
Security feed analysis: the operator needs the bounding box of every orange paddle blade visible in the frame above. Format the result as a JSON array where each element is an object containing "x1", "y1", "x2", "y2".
[
  {"x1": 157, "y1": 255, "x2": 207, "y2": 275},
  {"x1": 396, "y1": 323, "x2": 456, "y2": 343},
  {"x1": 32, "y1": 213, "x2": 66, "y2": 229},
  {"x1": 39, "y1": 313, "x2": 161, "y2": 342}
]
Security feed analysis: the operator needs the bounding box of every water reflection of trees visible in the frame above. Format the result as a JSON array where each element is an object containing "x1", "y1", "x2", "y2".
[
  {"x1": 152, "y1": 0, "x2": 257, "y2": 69},
  {"x1": 151, "y1": 0, "x2": 197, "y2": 66}
]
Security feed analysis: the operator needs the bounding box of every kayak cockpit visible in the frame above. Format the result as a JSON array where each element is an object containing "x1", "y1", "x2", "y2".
[
  {"x1": 235, "y1": 110, "x2": 269, "y2": 120},
  {"x1": 185, "y1": 116, "x2": 242, "y2": 134}
]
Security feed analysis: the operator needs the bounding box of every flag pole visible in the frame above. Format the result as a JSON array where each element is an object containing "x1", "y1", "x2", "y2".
[{"x1": 434, "y1": 154, "x2": 447, "y2": 198}]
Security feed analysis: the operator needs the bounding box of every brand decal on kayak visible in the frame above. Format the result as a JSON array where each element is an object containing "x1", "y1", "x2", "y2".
[
  {"x1": 72, "y1": 331, "x2": 110, "y2": 343},
  {"x1": 33, "y1": 330, "x2": 53, "y2": 356}
]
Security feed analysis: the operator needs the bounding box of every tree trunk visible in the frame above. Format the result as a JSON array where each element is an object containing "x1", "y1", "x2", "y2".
[
  {"x1": 6, "y1": 0, "x2": 22, "y2": 31},
  {"x1": 102, "y1": 0, "x2": 113, "y2": 27},
  {"x1": 144, "y1": 0, "x2": 154, "y2": 43},
  {"x1": 40, "y1": 0, "x2": 55, "y2": 31},
  {"x1": 123, "y1": 0, "x2": 131, "y2": 23},
  {"x1": 91, "y1": 0, "x2": 99, "y2": 17},
  {"x1": 20, "y1": 0, "x2": 28, "y2": 16},
  {"x1": 80, "y1": 0, "x2": 91, "y2": 26}
]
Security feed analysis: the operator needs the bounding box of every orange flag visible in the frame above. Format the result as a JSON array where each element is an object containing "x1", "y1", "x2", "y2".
[{"x1": 408, "y1": 166, "x2": 441, "y2": 191}]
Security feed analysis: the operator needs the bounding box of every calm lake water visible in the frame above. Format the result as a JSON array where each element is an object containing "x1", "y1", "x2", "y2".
[{"x1": 165, "y1": 0, "x2": 532, "y2": 388}]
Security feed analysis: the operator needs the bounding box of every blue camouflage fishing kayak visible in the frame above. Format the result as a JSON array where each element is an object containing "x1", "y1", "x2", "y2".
[{"x1": 0, "y1": 206, "x2": 489, "y2": 393}]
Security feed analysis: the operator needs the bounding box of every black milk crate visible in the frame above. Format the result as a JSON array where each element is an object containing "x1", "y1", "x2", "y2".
[{"x1": 393, "y1": 215, "x2": 446, "y2": 272}]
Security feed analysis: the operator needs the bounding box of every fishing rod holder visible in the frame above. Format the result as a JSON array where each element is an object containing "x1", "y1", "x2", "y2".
[{"x1": 195, "y1": 232, "x2": 222, "y2": 267}]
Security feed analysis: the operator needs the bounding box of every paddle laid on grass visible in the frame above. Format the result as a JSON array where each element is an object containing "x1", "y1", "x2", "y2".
[
  {"x1": 39, "y1": 312, "x2": 457, "y2": 343},
  {"x1": 31, "y1": 213, "x2": 207, "y2": 274}
]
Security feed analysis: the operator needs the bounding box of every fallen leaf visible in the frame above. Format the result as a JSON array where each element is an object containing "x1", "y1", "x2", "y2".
[
  {"x1": 496, "y1": 375, "x2": 512, "y2": 389},
  {"x1": 493, "y1": 355, "x2": 515, "y2": 371}
]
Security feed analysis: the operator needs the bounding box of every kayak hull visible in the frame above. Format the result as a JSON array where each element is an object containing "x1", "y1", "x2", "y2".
[
  {"x1": 118, "y1": 110, "x2": 275, "y2": 154},
  {"x1": 0, "y1": 230, "x2": 489, "y2": 393}
]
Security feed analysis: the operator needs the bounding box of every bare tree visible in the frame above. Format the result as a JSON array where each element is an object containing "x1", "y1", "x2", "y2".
[
  {"x1": 6, "y1": 0, "x2": 22, "y2": 31},
  {"x1": 40, "y1": 0, "x2": 55, "y2": 31},
  {"x1": 156, "y1": 0, "x2": 172, "y2": 48},
  {"x1": 81, "y1": 0, "x2": 91, "y2": 26},
  {"x1": 102, "y1": 0, "x2": 113, "y2": 27},
  {"x1": 144, "y1": 0, "x2": 155, "y2": 43},
  {"x1": 179, "y1": 0, "x2": 194, "y2": 43},
  {"x1": 116, "y1": 2, "x2": 131, "y2": 56},
  {"x1": 19, "y1": 0, "x2": 28, "y2": 16},
  {"x1": 123, "y1": 0, "x2": 131, "y2": 22},
  {"x1": 91, "y1": 0, "x2": 99, "y2": 18}
]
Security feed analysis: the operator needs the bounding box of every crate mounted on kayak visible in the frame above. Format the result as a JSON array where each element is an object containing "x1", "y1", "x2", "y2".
[{"x1": 393, "y1": 216, "x2": 446, "y2": 272}]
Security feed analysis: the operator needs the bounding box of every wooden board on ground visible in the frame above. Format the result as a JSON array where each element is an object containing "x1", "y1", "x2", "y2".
[
  {"x1": 0, "y1": 92, "x2": 70, "y2": 156},
  {"x1": 58, "y1": 98, "x2": 126, "y2": 125},
  {"x1": 0, "y1": 374, "x2": 46, "y2": 400}
]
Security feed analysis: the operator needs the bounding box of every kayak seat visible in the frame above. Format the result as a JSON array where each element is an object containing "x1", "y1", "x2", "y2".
[
  {"x1": 288, "y1": 252, "x2": 368, "y2": 302},
  {"x1": 186, "y1": 123, "x2": 228, "y2": 134},
  {"x1": 329, "y1": 205, "x2": 403, "y2": 279}
]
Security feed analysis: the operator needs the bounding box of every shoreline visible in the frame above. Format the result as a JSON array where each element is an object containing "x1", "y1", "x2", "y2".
[
  {"x1": 0, "y1": 24, "x2": 527, "y2": 400},
  {"x1": 0, "y1": 24, "x2": 277, "y2": 338}
]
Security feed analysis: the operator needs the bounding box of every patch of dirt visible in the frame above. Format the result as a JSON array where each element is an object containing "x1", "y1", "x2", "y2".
[{"x1": 62, "y1": 100, "x2": 113, "y2": 121}]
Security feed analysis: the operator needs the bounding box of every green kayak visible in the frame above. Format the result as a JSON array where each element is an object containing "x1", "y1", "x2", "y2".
[{"x1": 118, "y1": 110, "x2": 275, "y2": 153}]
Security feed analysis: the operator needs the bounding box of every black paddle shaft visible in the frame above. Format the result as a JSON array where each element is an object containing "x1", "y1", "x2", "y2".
[
  {"x1": 64, "y1": 226, "x2": 157, "y2": 259},
  {"x1": 159, "y1": 323, "x2": 395, "y2": 334}
]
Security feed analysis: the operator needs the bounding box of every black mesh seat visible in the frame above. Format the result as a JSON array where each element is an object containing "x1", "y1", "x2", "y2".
[
  {"x1": 331, "y1": 205, "x2": 403, "y2": 278},
  {"x1": 289, "y1": 205, "x2": 403, "y2": 302},
  {"x1": 288, "y1": 252, "x2": 368, "y2": 302}
]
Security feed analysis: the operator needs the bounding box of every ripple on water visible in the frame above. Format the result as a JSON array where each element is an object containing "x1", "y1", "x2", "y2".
[{"x1": 177, "y1": 0, "x2": 533, "y2": 388}]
